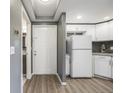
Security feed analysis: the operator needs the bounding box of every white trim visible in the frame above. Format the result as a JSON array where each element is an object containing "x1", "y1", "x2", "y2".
[
  {"x1": 26, "y1": 73, "x2": 32, "y2": 79},
  {"x1": 26, "y1": 72, "x2": 34, "y2": 80},
  {"x1": 32, "y1": 72, "x2": 34, "y2": 76},
  {"x1": 21, "y1": 3, "x2": 24, "y2": 93},
  {"x1": 94, "y1": 74, "x2": 112, "y2": 80},
  {"x1": 23, "y1": 77, "x2": 27, "y2": 85},
  {"x1": 21, "y1": 3, "x2": 31, "y2": 93},
  {"x1": 56, "y1": 73, "x2": 67, "y2": 85},
  {"x1": 32, "y1": 25, "x2": 57, "y2": 75}
]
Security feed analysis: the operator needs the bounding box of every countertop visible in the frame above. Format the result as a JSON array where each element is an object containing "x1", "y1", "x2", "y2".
[{"x1": 92, "y1": 53, "x2": 113, "y2": 57}]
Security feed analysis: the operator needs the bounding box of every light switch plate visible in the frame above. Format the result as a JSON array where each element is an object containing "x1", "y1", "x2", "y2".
[{"x1": 10, "y1": 46, "x2": 15, "y2": 55}]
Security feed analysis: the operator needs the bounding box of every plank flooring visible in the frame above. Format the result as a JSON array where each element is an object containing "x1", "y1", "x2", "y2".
[{"x1": 24, "y1": 75, "x2": 113, "y2": 93}]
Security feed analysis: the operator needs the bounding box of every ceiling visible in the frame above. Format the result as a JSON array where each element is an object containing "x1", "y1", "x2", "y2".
[{"x1": 22, "y1": 0, "x2": 113, "y2": 23}]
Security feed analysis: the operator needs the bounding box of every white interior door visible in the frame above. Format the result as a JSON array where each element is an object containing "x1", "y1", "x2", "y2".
[{"x1": 33, "y1": 25, "x2": 57, "y2": 74}]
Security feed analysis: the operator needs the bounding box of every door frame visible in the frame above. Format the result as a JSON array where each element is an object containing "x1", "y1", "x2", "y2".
[{"x1": 21, "y1": 6, "x2": 32, "y2": 84}]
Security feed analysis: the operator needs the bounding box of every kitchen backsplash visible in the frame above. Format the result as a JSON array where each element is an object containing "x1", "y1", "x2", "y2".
[{"x1": 92, "y1": 41, "x2": 113, "y2": 53}]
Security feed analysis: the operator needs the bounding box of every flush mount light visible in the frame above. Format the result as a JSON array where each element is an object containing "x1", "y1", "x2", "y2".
[
  {"x1": 41, "y1": 0, "x2": 49, "y2": 2},
  {"x1": 77, "y1": 15, "x2": 82, "y2": 19},
  {"x1": 104, "y1": 16, "x2": 110, "y2": 20}
]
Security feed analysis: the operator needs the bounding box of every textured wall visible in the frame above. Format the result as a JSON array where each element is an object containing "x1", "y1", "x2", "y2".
[
  {"x1": 57, "y1": 13, "x2": 66, "y2": 82},
  {"x1": 10, "y1": 0, "x2": 22, "y2": 93}
]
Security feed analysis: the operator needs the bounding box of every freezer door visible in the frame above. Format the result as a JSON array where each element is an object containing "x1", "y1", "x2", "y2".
[
  {"x1": 70, "y1": 50, "x2": 92, "y2": 77},
  {"x1": 71, "y1": 36, "x2": 92, "y2": 49}
]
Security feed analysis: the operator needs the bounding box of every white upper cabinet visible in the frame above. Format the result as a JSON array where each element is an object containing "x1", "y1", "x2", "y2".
[
  {"x1": 108, "y1": 21, "x2": 113, "y2": 40},
  {"x1": 96, "y1": 23, "x2": 109, "y2": 41},
  {"x1": 66, "y1": 21, "x2": 113, "y2": 41},
  {"x1": 96, "y1": 21, "x2": 113, "y2": 41},
  {"x1": 66, "y1": 25, "x2": 96, "y2": 41},
  {"x1": 84, "y1": 25, "x2": 96, "y2": 41}
]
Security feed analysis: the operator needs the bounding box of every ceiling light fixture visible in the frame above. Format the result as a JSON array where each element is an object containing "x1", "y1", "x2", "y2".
[
  {"x1": 77, "y1": 15, "x2": 82, "y2": 19},
  {"x1": 104, "y1": 16, "x2": 110, "y2": 20},
  {"x1": 41, "y1": 0, "x2": 49, "y2": 2}
]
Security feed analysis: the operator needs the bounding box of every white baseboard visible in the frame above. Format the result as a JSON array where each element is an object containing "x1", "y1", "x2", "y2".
[
  {"x1": 26, "y1": 73, "x2": 32, "y2": 79},
  {"x1": 94, "y1": 74, "x2": 112, "y2": 80},
  {"x1": 31, "y1": 73, "x2": 67, "y2": 85},
  {"x1": 23, "y1": 77, "x2": 27, "y2": 85},
  {"x1": 56, "y1": 73, "x2": 67, "y2": 85}
]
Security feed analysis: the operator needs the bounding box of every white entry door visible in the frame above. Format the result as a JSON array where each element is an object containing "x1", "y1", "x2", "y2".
[{"x1": 33, "y1": 25, "x2": 57, "y2": 74}]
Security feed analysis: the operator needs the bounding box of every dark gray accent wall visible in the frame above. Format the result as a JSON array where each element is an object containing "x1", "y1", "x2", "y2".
[
  {"x1": 10, "y1": 0, "x2": 22, "y2": 93},
  {"x1": 57, "y1": 13, "x2": 66, "y2": 82}
]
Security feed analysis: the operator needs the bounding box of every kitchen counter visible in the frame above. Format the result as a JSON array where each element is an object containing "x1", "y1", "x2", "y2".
[{"x1": 92, "y1": 53, "x2": 113, "y2": 57}]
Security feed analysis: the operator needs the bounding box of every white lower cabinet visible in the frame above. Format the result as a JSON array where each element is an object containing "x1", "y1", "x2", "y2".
[{"x1": 94, "y1": 55, "x2": 112, "y2": 78}]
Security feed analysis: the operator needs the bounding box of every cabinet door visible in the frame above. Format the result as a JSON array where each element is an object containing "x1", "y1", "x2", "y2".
[
  {"x1": 95, "y1": 56, "x2": 111, "y2": 78},
  {"x1": 108, "y1": 21, "x2": 113, "y2": 40},
  {"x1": 84, "y1": 25, "x2": 96, "y2": 41},
  {"x1": 96, "y1": 23, "x2": 109, "y2": 41}
]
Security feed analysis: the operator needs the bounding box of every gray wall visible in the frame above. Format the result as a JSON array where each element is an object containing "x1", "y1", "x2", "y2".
[
  {"x1": 10, "y1": 0, "x2": 22, "y2": 93},
  {"x1": 57, "y1": 13, "x2": 66, "y2": 82}
]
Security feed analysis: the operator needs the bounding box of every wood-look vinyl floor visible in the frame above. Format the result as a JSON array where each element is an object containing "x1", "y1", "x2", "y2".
[{"x1": 24, "y1": 75, "x2": 113, "y2": 93}]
